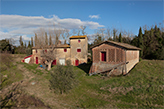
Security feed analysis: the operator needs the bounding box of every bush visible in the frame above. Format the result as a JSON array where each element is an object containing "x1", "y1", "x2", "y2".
[
  {"x1": 0, "y1": 53, "x2": 14, "y2": 72},
  {"x1": 49, "y1": 60, "x2": 77, "y2": 94}
]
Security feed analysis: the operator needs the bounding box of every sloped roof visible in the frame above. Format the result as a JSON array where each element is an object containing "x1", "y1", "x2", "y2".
[
  {"x1": 69, "y1": 35, "x2": 87, "y2": 39},
  {"x1": 90, "y1": 41, "x2": 141, "y2": 50},
  {"x1": 32, "y1": 44, "x2": 70, "y2": 49},
  {"x1": 55, "y1": 44, "x2": 70, "y2": 48}
]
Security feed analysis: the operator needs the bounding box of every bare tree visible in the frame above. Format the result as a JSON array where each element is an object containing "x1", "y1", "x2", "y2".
[
  {"x1": 113, "y1": 28, "x2": 118, "y2": 41},
  {"x1": 80, "y1": 25, "x2": 87, "y2": 35},
  {"x1": 35, "y1": 25, "x2": 71, "y2": 70},
  {"x1": 45, "y1": 32, "x2": 48, "y2": 46},
  {"x1": 61, "y1": 29, "x2": 70, "y2": 44},
  {"x1": 106, "y1": 28, "x2": 112, "y2": 40}
]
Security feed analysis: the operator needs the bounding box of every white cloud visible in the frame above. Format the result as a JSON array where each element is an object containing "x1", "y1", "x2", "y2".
[
  {"x1": 0, "y1": 14, "x2": 104, "y2": 43},
  {"x1": 89, "y1": 15, "x2": 100, "y2": 19}
]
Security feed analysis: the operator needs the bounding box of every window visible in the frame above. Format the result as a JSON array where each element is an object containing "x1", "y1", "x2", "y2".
[
  {"x1": 78, "y1": 39, "x2": 81, "y2": 43},
  {"x1": 64, "y1": 48, "x2": 67, "y2": 52},
  {"x1": 45, "y1": 49, "x2": 47, "y2": 53},
  {"x1": 36, "y1": 49, "x2": 37, "y2": 53},
  {"x1": 101, "y1": 52, "x2": 106, "y2": 61},
  {"x1": 77, "y1": 49, "x2": 81, "y2": 52}
]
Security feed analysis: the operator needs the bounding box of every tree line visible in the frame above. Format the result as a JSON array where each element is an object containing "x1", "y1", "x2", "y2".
[
  {"x1": 89, "y1": 24, "x2": 164, "y2": 60},
  {"x1": 0, "y1": 24, "x2": 163, "y2": 60}
]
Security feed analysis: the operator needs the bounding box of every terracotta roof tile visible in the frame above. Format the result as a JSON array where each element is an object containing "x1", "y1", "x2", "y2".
[
  {"x1": 32, "y1": 44, "x2": 70, "y2": 49},
  {"x1": 90, "y1": 41, "x2": 141, "y2": 50},
  {"x1": 69, "y1": 35, "x2": 87, "y2": 39}
]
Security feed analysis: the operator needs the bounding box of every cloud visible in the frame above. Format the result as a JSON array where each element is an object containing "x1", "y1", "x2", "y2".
[
  {"x1": 0, "y1": 14, "x2": 104, "y2": 43},
  {"x1": 89, "y1": 15, "x2": 100, "y2": 19}
]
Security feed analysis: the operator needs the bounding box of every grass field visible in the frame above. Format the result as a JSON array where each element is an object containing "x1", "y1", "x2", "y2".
[
  {"x1": 1, "y1": 55, "x2": 164, "y2": 108},
  {"x1": 57, "y1": 60, "x2": 164, "y2": 108}
]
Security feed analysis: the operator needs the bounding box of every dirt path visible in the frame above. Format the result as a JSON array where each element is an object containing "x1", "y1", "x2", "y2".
[{"x1": 17, "y1": 63, "x2": 66, "y2": 108}]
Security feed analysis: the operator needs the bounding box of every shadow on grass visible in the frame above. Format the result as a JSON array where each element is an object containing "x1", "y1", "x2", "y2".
[{"x1": 77, "y1": 62, "x2": 92, "y2": 75}]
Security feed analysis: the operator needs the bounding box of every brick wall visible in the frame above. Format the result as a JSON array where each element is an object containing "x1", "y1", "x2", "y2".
[
  {"x1": 92, "y1": 43, "x2": 125, "y2": 64},
  {"x1": 90, "y1": 43, "x2": 139, "y2": 75}
]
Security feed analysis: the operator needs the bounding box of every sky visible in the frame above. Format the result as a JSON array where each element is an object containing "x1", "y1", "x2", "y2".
[{"x1": 0, "y1": 0, "x2": 163, "y2": 45}]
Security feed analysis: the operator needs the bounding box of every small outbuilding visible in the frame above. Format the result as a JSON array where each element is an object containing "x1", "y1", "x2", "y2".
[
  {"x1": 89, "y1": 41, "x2": 141, "y2": 76},
  {"x1": 21, "y1": 55, "x2": 32, "y2": 63}
]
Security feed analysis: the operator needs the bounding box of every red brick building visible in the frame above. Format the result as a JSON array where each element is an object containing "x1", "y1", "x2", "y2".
[{"x1": 89, "y1": 41, "x2": 141, "y2": 76}]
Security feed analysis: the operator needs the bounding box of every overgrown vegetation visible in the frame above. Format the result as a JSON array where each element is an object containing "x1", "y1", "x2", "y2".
[
  {"x1": 0, "y1": 53, "x2": 23, "y2": 89},
  {"x1": 49, "y1": 60, "x2": 77, "y2": 94}
]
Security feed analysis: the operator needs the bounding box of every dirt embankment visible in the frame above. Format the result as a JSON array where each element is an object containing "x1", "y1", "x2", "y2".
[{"x1": 0, "y1": 81, "x2": 50, "y2": 108}]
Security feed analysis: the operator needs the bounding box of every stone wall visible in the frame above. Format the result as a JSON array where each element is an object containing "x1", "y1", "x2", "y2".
[{"x1": 70, "y1": 38, "x2": 88, "y2": 65}]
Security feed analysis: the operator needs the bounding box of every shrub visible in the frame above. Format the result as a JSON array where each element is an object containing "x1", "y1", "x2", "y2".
[
  {"x1": 49, "y1": 60, "x2": 77, "y2": 94},
  {"x1": 0, "y1": 53, "x2": 14, "y2": 72}
]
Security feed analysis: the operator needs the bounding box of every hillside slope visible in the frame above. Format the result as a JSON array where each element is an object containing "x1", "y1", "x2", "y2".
[
  {"x1": 61, "y1": 60, "x2": 164, "y2": 108},
  {"x1": 1, "y1": 57, "x2": 163, "y2": 108}
]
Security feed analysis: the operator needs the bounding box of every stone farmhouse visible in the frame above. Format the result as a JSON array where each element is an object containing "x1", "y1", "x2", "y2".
[
  {"x1": 29, "y1": 35, "x2": 88, "y2": 66},
  {"x1": 89, "y1": 41, "x2": 141, "y2": 76}
]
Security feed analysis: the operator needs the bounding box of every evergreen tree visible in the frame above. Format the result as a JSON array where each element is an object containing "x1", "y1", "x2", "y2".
[
  {"x1": 28, "y1": 41, "x2": 31, "y2": 48},
  {"x1": 49, "y1": 35, "x2": 52, "y2": 45},
  {"x1": 19, "y1": 36, "x2": 23, "y2": 47},
  {"x1": 93, "y1": 35, "x2": 103, "y2": 45},
  {"x1": 138, "y1": 27, "x2": 143, "y2": 57},
  {"x1": 24, "y1": 43, "x2": 27, "y2": 48},
  {"x1": 119, "y1": 32, "x2": 122, "y2": 42},
  {"x1": 31, "y1": 37, "x2": 33, "y2": 47},
  {"x1": 45, "y1": 32, "x2": 48, "y2": 45},
  {"x1": 34, "y1": 33, "x2": 37, "y2": 47},
  {"x1": 113, "y1": 29, "x2": 117, "y2": 41}
]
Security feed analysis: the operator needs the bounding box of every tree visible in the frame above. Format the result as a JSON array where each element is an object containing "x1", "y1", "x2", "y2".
[
  {"x1": 34, "y1": 33, "x2": 38, "y2": 47},
  {"x1": 49, "y1": 35, "x2": 52, "y2": 45},
  {"x1": 93, "y1": 35, "x2": 103, "y2": 45},
  {"x1": 36, "y1": 27, "x2": 63, "y2": 70},
  {"x1": 0, "y1": 39, "x2": 13, "y2": 53},
  {"x1": 138, "y1": 27, "x2": 143, "y2": 57},
  {"x1": 28, "y1": 41, "x2": 31, "y2": 48},
  {"x1": 106, "y1": 28, "x2": 113, "y2": 41},
  {"x1": 119, "y1": 32, "x2": 122, "y2": 42},
  {"x1": 19, "y1": 36, "x2": 23, "y2": 47},
  {"x1": 31, "y1": 37, "x2": 33, "y2": 47},
  {"x1": 45, "y1": 32, "x2": 48, "y2": 46},
  {"x1": 80, "y1": 25, "x2": 86, "y2": 35},
  {"x1": 24, "y1": 43, "x2": 27, "y2": 48},
  {"x1": 49, "y1": 60, "x2": 77, "y2": 94},
  {"x1": 113, "y1": 28, "x2": 117, "y2": 41}
]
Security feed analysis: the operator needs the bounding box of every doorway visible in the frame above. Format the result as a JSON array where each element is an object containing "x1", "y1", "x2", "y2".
[
  {"x1": 36, "y1": 57, "x2": 38, "y2": 64},
  {"x1": 101, "y1": 52, "x2": 106, "y2": 61},
  {"x1": 59, "y1": 58, "x2": 65, "y2": 65},
  {"x1": 75, "y1": 59, "x2": 79, "y2": 66}
]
